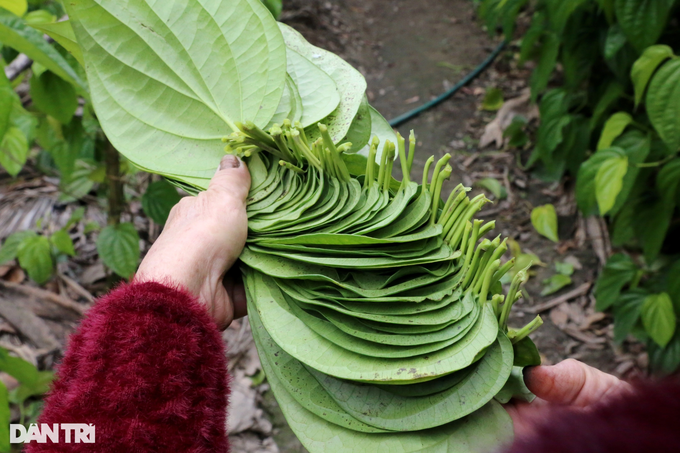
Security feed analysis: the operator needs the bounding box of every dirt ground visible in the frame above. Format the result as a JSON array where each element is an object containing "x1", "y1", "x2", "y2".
[{"x1": 0, "y1": 1, "x2": 646, "y2": 452}]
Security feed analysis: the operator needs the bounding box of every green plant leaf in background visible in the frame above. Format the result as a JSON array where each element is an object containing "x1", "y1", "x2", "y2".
[
  {"x1": 0, "y1": 126, "x2": 28, "y2": 176},
  {"x1": 614, "y1": 0, "x2": 675, "y2": 52},
  {"x1": 595, "y1": 152, "x2": 628, "y2": 215},
  {"x1": 30, "y1": 19, "x2": 84, "y2": 67},
  {"x1": 668, "y1": 260, "x2": 680, "y2": 314},
  {"x1": 503, "y1": 115, "x2": 529, "y2": 148},
  {"x1": 641, "y1": 292, "x2": 676, "y2": 348},
  {"x1": 30, "y1": 71, "x2": 78, "y2": 125},
  {"x1": 0, "y1": 72, "x2": 14, "y2": 142},
  {"x1": 23, "y1": 10, "x2": 55, "y2": 25},
  {"x1": 530, "y1": 204, "x2": 559, "y2": 242},
  {"x1": 96, "y1": 222, "x2": 139, "y2": 279},
  {"x1": 142, "y1": 180, "x2": 182, "y2": 225},
  {"x1": 597, "y1": 112, "x2": 632, "y2": 150},
  {"x1": 633, "y1": 197, "x2": 673, "y2": 264},
  {"x1": 0, "y1": 380, "x2": 8, "y2": 453},
  {"x1": 0, "y1": 0, "x2": 27, "y2": 17},
  {"x1": 631, "y1": 45, "x2": 674, "y2": 106},
  {"x1": 595, "y1": 253, "x2": 637, "y2": 311},
  {"x1": 65, "y1": 0, "x2": 287, "y2": 187},
  {"x1": 530, "y1": 32, "x2": 559, "y2": 100},
  {"x1": 260, "y1": 0, "x2": 282, "y2": 19},
  {"x1": 541, "y1": 274, "x2": 572, "y2": 296},
  {"x1": 555, "y1": 261, "x2": 574, "y2": 276},
  {"x1": 646, "y1": 58, "x2": 680, "y2": 152},
  {"x1": 475, "y1": 177, "x2": 507, "y2": 200},
  {"x1": 657, "y1": 158, "x2": 680, "y2": 207},
  {"x1": 648, "y1": 329, "x2": 680, "y2": 376},
  {"x1": 16, "y1": 235, "x2": 53, "y2": 284},
  {"x1": 481, "y1": 87, "x2": 504, "y2": 111},
  {"x1": 613, "y1": 289, "x2": 647, "y2": 343},
  {"x1": 576, "y1": 147, "x2": 626, "y2": 216},
  {"x1": 50, "y1": 229, "x2": 75, "y2": 256},
  {"x1": 0, "y1": 230, "x2": 35, "y2": 265},
  {"x1": 0, "y1": 10, "x2": 87, "y2": 91}
]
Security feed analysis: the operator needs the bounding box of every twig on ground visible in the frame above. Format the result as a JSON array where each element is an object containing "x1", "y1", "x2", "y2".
[
  {"x1": 0, "y1": 281, "x2": 87, "y2": 315},
  {"x1": 4, "y1": 54, "x2": 32, "y2": 81},
  {"x1": 527, "y1": 282, "x2": 593, "y2": 314}
]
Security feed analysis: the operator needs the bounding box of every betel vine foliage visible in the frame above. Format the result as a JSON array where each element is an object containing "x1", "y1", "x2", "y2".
[
  {"x1": 58, "y1": 0, "x2": 542, "y2": 450},
  {"x1": 478, "y1": 0, "x2": 680, "y2": 374}
]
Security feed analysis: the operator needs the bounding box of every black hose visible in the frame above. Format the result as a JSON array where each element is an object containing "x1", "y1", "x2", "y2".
[{"x1": 388, "y1": 40, "x2": 506, "y2": 128}]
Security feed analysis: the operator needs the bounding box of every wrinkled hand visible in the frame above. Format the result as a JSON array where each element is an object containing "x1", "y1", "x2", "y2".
[
  {"x1": 136, "y1": 155, "x2": 251, "y2": 329},
  {"x1": 506, "y1": 359, "x2": 631, "y2": 438}
]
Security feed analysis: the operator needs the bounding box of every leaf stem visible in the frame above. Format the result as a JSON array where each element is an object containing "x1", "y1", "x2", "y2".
[{"x1": 511, "y1": 315, "x2": 543, "y2": 344}]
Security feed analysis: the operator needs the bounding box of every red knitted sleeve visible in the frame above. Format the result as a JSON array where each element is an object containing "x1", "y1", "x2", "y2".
[{"x1": 26, "y1": 281, "x2": 230, "y2": 453}]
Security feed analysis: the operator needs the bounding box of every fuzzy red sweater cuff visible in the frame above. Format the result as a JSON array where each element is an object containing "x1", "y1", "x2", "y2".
[{"x1": 26, "y1": 281, "x2": 229, "y2": 452}]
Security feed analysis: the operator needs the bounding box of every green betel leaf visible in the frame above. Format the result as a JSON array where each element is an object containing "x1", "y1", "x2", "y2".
[
  {"x1": 23, "y1": 10, "x2": 55, "y2": 25},
  {"x1": 16, "y1": 235, "x2": 53, "y2": 284},
  {"x1": 513, "y1": 336, "x2": 541, "y2": 367},
  {"x1": 541, "y1": 274, "x2": 572, "y2": 296},
  {"x1": 530, "y1": 204, "x2": 559, "y2": 242},
  {"x1": 260, "y1": 0, "x2": 282, "y2": 19},
  {"x1": 0, "y1": 73, "x2": 15, "y2": 142},
  {"x1": 96, "y1": 223, "x2": 140, "y2": 279},
  {"x1": 0, "y1": 11, "x2": 86, "y2": 91},
  {"x1": 0, "y1": 126, "x2": 28, "y2": 176},
  {"x1": 50, "y1": 230, "x2": 75, "y2": 256},
  {"x1": 576, "y1": 147, "x2": 626, "y2": 216},
  {"x1": 657, "y1": 158, "x2": 680, "y2": 206},
  {"x1": 142, "y1": 180, "x2": 182, "y2": 225},
  {"x1": 0, "y1": 0, "x2": 26, "y2": 17},
  {"x1": 613, "y1": 289, "x2": 647, "y2": 343},
  {"x1": 595, "y1": 153, "x2": 628, "y2": 215},
  {"x1": 481, "y1": 87, "x2": 504, "y2": 111},
  {"x1": 286, "y1": 47, "x2": 340, "y2": 128},
  {"x1": 633, "y1": 198, "x2": 673, "y2": 264},
  {"x1": 30, "y1": 71, "x2": 78, "y2": 125},
  {"x1": 0, "y1": 381, "x2": 8, "y2": 452},
  {"x1": 669, "y1": 260, "x2": 680, "y2": 315},
  {"x1": 614, "y1": 0, "x2": 675, "y2": 52},
  {"x1": 65, "y1": 0, "x2": 287, "y2": 187},
  {"x1": 595, "y1": 253, "x2": 637, "y2": 311},
  {"x1": 278, "y1": 23, "x2": 367, "y2": 143},
  {"x1": 30, "y1": 20, "x2": 85, "y2": 67},
  {"x1": 647, "y1": 59, "x2": 680, "y2": 153},
  {"x1": 343, "y1": 96, "x2": 371, "y2": 154},
  {"x1": 0, "y1": 230, "x2": 36, "y2": 265},
  {"x1": 631, "y1": 45, "x2": 674, "y2": 107},
  {"x1": 357, "y1": 106, "x2": 397, "y2": 162},
  {"x1": 597, "y1": 112, "x2": 632, "y2": 150},
  {"x1": 529, "y1": 31, "x2": 559, "y2": 100},
  {"x1": 641, "y1": 293, "x2": 676, "y2": 348}
]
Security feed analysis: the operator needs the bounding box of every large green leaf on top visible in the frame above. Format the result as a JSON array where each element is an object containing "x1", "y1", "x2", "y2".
[
  {"x1": 65, "y1": 0, "x2": 287, "y2": 186},
  {"x1": 286, "y1": 47, "x2": 340, "y2": 127},
  {"x1": 0, "y1": 10, "x2": 86, "y2": 91},
  {"x1": 614, "y1": 0, "x2": 675, "y2": 52},
  {"x1": 278, "y1": 23, "x2": 367, "y2": 143}
]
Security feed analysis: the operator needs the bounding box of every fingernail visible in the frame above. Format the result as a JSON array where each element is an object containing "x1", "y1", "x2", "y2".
[{"x1": 219, "y1": 155, "x2": 240, "y2": 170}]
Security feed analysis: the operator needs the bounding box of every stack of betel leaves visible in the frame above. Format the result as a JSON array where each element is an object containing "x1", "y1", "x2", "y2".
[{"x1": 64, "y1": 0, "x2": 543, "y2": 451}]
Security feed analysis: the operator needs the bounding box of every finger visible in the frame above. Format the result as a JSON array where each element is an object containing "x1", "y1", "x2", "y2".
[
  {"x1": 208, "y1": 155, "x2": 251, "y2": 202},
  {"x1": 525, "y1": 359, "x2": 629, "y2": 407}
]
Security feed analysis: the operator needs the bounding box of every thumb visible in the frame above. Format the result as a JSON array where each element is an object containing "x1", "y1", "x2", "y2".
[
  {"x1": 208, "y1": 155, "x2": 251, "y2": 202},
  {"x1": 525, "y1": 359, "x2": 628, "y2": 407}
]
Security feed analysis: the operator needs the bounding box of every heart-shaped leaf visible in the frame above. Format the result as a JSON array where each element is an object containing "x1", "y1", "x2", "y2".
[
  {"x1": 641, "y1": 292, "x2": 676, "y2": 348},
  {"x1": 530, "y1": 204, "x2": 559, "y2": 242},
  {"x1": 66, "y1": 0, "x2": 287, "y2": 186},
  {"x1": 96, "y1": 222, "x2": 139, "y2": 279}
]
